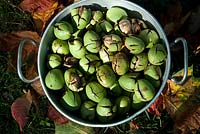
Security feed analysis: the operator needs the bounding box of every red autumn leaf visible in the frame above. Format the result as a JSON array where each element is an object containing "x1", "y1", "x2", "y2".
[
  {"x1": 19, "y1": 0, "x2": 54, "y2": 13},
  {"x1": 11, "y1": 90, "x2": 32, "y2": 132},
  {"x1": 130, "y1": 120, "x2": 139, "y2": 130},
  {"x1": 147, "y1": 86, "x2": 168, "y2": 116},
  {"x1": 48, "y1": 104, "x2": 69, "y2": 125},
  {"x1": 147, "y1": 96, "x2": 162, "y2": 116}
]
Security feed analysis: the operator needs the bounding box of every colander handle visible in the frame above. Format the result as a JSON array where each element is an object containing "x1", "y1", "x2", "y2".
[
  {"x1": 17, "y1": 38, "x2": 40, "y2": 83},
  {"x1": 170, "y1": 37, "x2": 188, "y2": 85}
]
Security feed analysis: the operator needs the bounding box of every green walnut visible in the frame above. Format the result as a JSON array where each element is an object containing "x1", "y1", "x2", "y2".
[
  {"x1": 96, "y1": 20, "x2": 113, "y2": 33},
  {"x1": 96, "y1": 98, "x2": 117, "y2": 122},
  {"x1": 90, "y1": 10, "x2": 103, "y2": 25},
  {"x1": 125, "y1": 36, "x2": 145, "y2": 54},
  {"x1": 148, "y1": 43, "x2": 167, "y2": 65},
  {"x1": 99, "y1": 46, "x2": 115, "y2": 63},
  {"x1": 64, "y1": 68, "x2": 85, "y2": 92},
  {"x1": 118, "y1": 73, "x2": 139, "y2": 92},
  {"x1": 131, "y1": 18, "x2": 147, "y2": 34},
  {"x1": 61, "y1": 89, "x2": 81, "y2": 111},
  {"x1": 45, "y1": 69, "x2": 65, "y2": 90},
  {"x1": 115, "y1": 96, "x2": 131, "y2": 115},
  {"x1": 103, "y1": 34, "x2": 122, "y2": 52},
  {"x1": 144, "y1": 65, "x2": 162, "y2": 88},
  {"x1": 47, "y1": 54, "x2": 62, "y2": 68},
  {"x1": 68, "y1": 38, "x2": 86, "y2": 59},
  {"x1": 109, "y1": 82, "x2": 123, "y2": 97},
  {"x1": 115, "y1": 18, "x2": 132, "y2": 35},
  {"x1": 96, "y1": 64, "x2": 116, "y2": 88},
  {"x1": 106, "y1": 7, "x2": 128, "y2": 23},
  {"x1": 130, "y1": 52, "x2": 148, "y2": 72},
  {"x1": 54, "y1": 21, "x2": 73, "y2": 40},
  {"x1": 112, "y1": 52, "x2": 129, "y2": 75},
  {"x1": 135, "y1": 79, "x2": 155, "y2": 102},
  {"x1": 52, "y1": 39, "x2": 69, "y2": 55},
  {"x1": 79, "y1": 54, "x2": 101, "y2": 74},
  {"x1": 71, "y1": 7, "x2": 91, "y2": 29},
  {"x1": 85, "y1": 81, "x2": 107, "y2": 103},
  {"x1": 139, "y1": 29, "x2": 159, "y2": 48},
  {"x1": 80, "y1": 101, "x2": 96, "y2": 121},
  {"x1": 132, "y1": 94, "x2": 146, "y2": 109},
  {"x1": 83, "y1": 30, "x2": 101, "y2": 53}
]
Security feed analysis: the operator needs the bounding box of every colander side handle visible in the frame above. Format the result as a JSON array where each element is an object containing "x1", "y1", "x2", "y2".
[
  {"x1": 170, "y1": 37, "x2": 188, "y2": 85},
  {"x1": 17, "y1": 38, "x2": 40, "y2": 83}
]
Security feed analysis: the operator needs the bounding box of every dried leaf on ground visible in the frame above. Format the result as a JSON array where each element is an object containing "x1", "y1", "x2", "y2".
[
  {"x1": 11, "y1": 90, "x2": 33, "y2": 132},
  {"x1": 164, "y1": 11, "x2": 191, "y2": 36},
  {"x1": 31, "y1": 79, "x2": 45, "y2": 96},
  {"x1": 55, "y1": 121, "x2": 95, "y2": 134},
  {"x1": 130, "y1": 120, "x2": 139, "y2": 130},
  {"x1": 147, "y1": 85, "x2": 168, "y2": 116},
  {"x1": 163, "y1": 66, "x2": 200, "y2": 134},
  {"x1": 174, "y1": 102, "x2": 200, "y2": 134},
  {"x1": 19, "y1": 0, "x2": 59, "y2": 34},
  {"x1": 48, "y1": 105, "x2": 69, "y2": 125},
  {"x1": 186, "y1": 5, "x2": 200, "y2": 34},
  {"x1": 0, "y1": 31, "x2": 40, "y2": 79},
  {"x1": 160, "y1": 0, "x2": 182, "y2": 26},
  {"x1": 147, "y1": 95, "x2": 163, "y2": 116},
  {"x1": 159, "y1": 0, "x2": 191, "y2": 36}
]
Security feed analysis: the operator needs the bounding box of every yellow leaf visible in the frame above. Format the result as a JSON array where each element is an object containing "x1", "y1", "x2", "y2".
[
  {"x1": 164, "y1": 65, "x2": 200, "y2": 119},
  {"x1": 33, "y1": 1, "x2": 58, "y2": 33}
]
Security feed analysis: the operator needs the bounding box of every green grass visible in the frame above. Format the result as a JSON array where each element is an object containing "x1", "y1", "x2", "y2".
[{"x1": 0, "y1": 0, "x2": 33, "y2": 32}]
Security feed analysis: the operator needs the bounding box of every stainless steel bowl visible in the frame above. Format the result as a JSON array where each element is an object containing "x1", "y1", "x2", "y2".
[{"x1": 18, "y1": 0, "x2": 188, "y2": 127}]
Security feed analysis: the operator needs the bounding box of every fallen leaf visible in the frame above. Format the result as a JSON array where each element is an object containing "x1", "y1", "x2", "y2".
[
  {"x1": 19, "y1": 0, "x2": 59, "y2": 34},
  {"x1": 174, "y1": 103, "x2": 200, "y2": 134},
  {"x1": 147, "y1": 83, "x2": 169, "y2": 116},
  {"x1": 163, "y1": 66, "x2": 200, "y2": 134},
  {"x1": 55, "y1": 121, "x2": 95, "y2": 134},
  {"x1": 160, "y1": 0, "x2": 182, "y2": 26},
  {"x1": 11, "y1": 90, "x2": 32, "y2": 132},
  {"x1": 159, "y1": 0, "x2": 191, "y2": 36},
  {"x1": 31, "y1": 79, "x2": 45, "y2": 96},
  {"x1": 186, "y1": 5, "x2": 200, "y2": 34},
  {"x1": 147, "y1": 95, "x2": 163, "y2": 116},
  {"x1": 48, "y1": 104, "x2": 68, "y2": 125},
  {"x1": 0, "y1": 31, "x2": 40, "y2": 79},
  {"x1": 32, "y1": 0, "x2": 58, "y2": 34},
  {"x1": 130, "y1": 120, "x2": 139, "y2": 130}
]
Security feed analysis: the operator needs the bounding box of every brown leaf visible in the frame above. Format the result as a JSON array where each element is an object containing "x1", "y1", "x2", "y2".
[
  {"x1": 164, "y1": 11, "x2": 191, "y2": 36},
  {"x1": 186, "y1": 5, "x2": 200, "y2": 34},
  {"x1": 174, "y1": 104, "x2": 200, "y2": 134},
  {"x1": 162, "y1": 66, "x2": 200, "y2": 133},
  {"x1": 160, "y1": 0, "x2": 182, "y2": 26},
  {"x1": 19, "y1": 0, "x2": 59, "y2": 34},
  {"x1": 0, "y1": 31, "x2": 40, "y2": 79},
  {"x1": 48, "y1": 104, "x2": 69, "y2": 125},
  {"x1": 160, "y1": 0, "x2": 191, "y2": 36},
  {"x1": 31, "y1": 79, "x2": 45, "y2": 96},
  {"x1": 11, "y1": 90, "x2": 32, "y2": 132}
]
